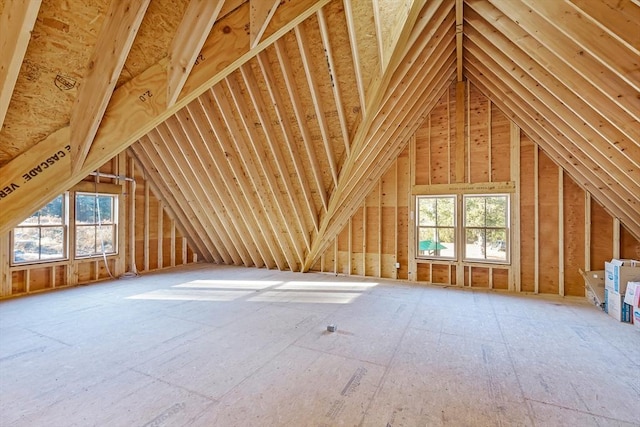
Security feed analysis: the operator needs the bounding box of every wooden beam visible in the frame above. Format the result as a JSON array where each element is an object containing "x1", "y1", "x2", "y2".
[
  {"x1": 412, "y1": 181, "x2": 515, "y2": 195},
  {"x1": 250, "y1": 0, "x2": 280, "y2": 48},
  {"x1": 317, "y1": 8, "x2": 351, "y2": 156},
  {"x1": 161, "y1": 116, "x2": 246, "y2": 266},
  {"x1": 128, "y1": 146, "x2": 210, "y2": 265},
  {"x1": 239, "y1": 62, "x2": 312, "y2": 252},
  {"x1": 174, "y1": 107, "x2": 266, "y2": 268},
  {"x1": 483, "y1": 0, "x2": 640, "y2": 121},
  {"x1": 213, "y1": 82, "x2": 300, "y2": 270},
  {"x1": 256, "y1": 51, "x2": 319, "y2": 232},
  {"x1": 196, "y1": 90, "x2": 283, "y2": 269},
  {"x1": 157, "y1": 199, "x2": 164, "y2": 269},
  {"x1": 455, "y1": 80, "x2": 465, "y2": 183},
  {"x1": 0, "y1": 0, "x2": 330, "y2": 235},
  {"x1": 294, "y1": 24, "x2": 339, "y2": 188},
  {"x1": 0, "y1": 0, "x2": 42, "y2": 129},
  {"x1": 274, "y1": 38, "x2": 328, "y2": 212},
  {"x1": 510, "y1": 122, "x2": 521, "y2": 292},
  {"x1": 185, "y1": 99, "x2": 275, "y2": 268},
  {"x1": 455, "y1": 0, "x2": 463, "y2": 81},
  {"x1": 167, "y1": 0, "x2": 225, "y2": 107},
  {"x1": 520, "y1": 0, "x2": 639, "y2": 91},
  {"x1": 466, "y1": 1, "x2": 640, "y2": 150},
  {"x1": 343, "y1": 0, "x2": 367, "y2": 114},
  {"x1": 567, "y1": 0, "x2": 640, "y2": 52},
  {"x1": 372, "y1": 0, "x2": 385, "y2": 71},
  {"x1": 229, "y1": 66, "x2": 306, "y2": 267},
  {"x1": 145, "y1": 127, "x2": 230, "y2": 263},
  {"x1": 558, "y1": 167, "x2": 564, "y2": 296},
  {"x1": 70, "y1": 0, "x2": 151, "y2": 174},
  {"x1": 534, "y1": 145, "x2": 539, "y2": 294}
]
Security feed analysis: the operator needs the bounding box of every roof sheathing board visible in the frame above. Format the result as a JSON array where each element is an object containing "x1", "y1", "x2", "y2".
[{"x1": 0, "y1": 0, "x2": 109, "y2": 165}]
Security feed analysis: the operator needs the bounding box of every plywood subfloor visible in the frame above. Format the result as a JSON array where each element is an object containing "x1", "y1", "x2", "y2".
[{"x1": 1, "y1": 264, "x2": 638, "y2": 426}]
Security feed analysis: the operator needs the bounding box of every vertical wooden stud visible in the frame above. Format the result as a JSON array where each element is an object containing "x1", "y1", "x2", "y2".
[
  {"x1": 510, "y1": 122, "x2": 521, "y2": 292},
  {"x1": 334, "y1": 239, "x2": 338, "y2": 275},
  {"x1": 408, "y1": 136, "x2": 416, "y2": 281},
  {"x1": 348, "y1": 218, "x2": 352, "y2": 275},
  {"x1": 613, "y1": 218, "x2": 621, "y2": 259},
  {"x1": 157, "y1": 200, "x2": 164, "y2": 269},
  {"x1": 534, "y1": 145, "x2": 539, "y2": 294},
  {"x1": 487, "y1": 99, "x2": 492, "y2": 182},
  {"x1": 143, "y1": 177, "x2": 149, "y2": 272},
  {"x1": 362, "y1": 200, "x2": 367, "y2": 276},
  {"x1": 182, "y1": 237, "x2": 187, "y2": 265},
  {"x1": 447, "y1": 89, "x2": 451, "y2": 184},
  {"x1": 585, "y1": 191, "x2": 591, "y2": 272},
  {"x1": 128, "y1": 157, "x2": 136, "y2": 273},
  {"x1": 394, "y1": 160, "x2": 399, "y2": 279},
  {"x1": 0, "y1": 233, "x2": 10, "y2": 296},
  {"x1": 558, "y1": 167, "x2": 565, "y2": 296},
  {"x1": 455, "y1": 81, "x2": 465, "y2": 183},
  {"x1": 170, "y1": 218, "x2": 176, "y2": 267},
  {"x1": 378, "y1": 179, "x2": 382, "y2": 278}
]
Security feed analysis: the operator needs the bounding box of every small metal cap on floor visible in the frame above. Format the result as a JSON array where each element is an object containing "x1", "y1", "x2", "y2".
[{"x1": 327, "y1": 324, "x2": 337, "y2": 332}]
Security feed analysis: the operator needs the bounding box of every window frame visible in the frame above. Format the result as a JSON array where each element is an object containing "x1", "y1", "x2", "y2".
[
  {"x1": 74, "y1": 192, "x2": 119, "y2": 259},
  {"x1": 415, "y1": 195, "x2": 457, "y2": 261},
  {"x1": 11, "y1": 193, "x2": 69, "y2": 266},
  {"x1": 462, "y1": 193, "x2": 510, "y2": 264}
]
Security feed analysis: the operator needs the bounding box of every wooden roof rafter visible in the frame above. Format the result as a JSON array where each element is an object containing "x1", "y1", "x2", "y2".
[
  {"x1": 0, "y1": 0, "x2": 330, "y2": 235},
  {"x1": 70, "y1": 0, "x2": 151, "y2": 174},
  {"x1": 148, "y1": 124, "x2": 237, "y2": 264},
  {"x1": 224, "y1": 72, "x2": 306, "y2": 269},
  {"x1": 127, "y1": 145, "x2": 215, "y2": 263},
  {"x1": 256, "y1": 50, "x2": 320, "y2": 233},
  {"x1": 161, "y1": 115, "x2": 250, "y2": 266},
  {"x1": 239, "y1": 62, "x2": 313, "y2": 252},
  {"x1": 188, "y1": 94, "x2": 279, "y2": 269},
  {"x1": 273, "y1": 38, "x2": 329, "y2": 212},
  {"x1": 170, "y1": 107, "x2": 265, "y2": 268},
  {"x1": 166, "y1": 0, "x2": 226, "y2": 107},
  {"x1": 250, "y1": 0, "x2": 281, "y2": 48},
  {"x1": 294, "y1": 23, "x2": 339, "y2": 189}
]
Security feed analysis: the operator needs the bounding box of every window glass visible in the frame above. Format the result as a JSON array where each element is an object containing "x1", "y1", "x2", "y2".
[
  {"x1": 13, "y1": 195, "x2": 67, "y2": 264},
  {"x1": 75, "y1": 194, "x2": 117, "y2": 258},
  {"x1": 416, "y1": 196, "x2": 456, "y2": 260},
  {"x1": 464, "y1": 194, "x2": 509, "y2": 263}
]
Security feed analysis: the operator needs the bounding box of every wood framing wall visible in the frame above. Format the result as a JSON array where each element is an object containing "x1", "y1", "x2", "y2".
[
  {"x1": 311, "y1": 82, "x2": 640, "y2": 296},
  {"x1": 0, "y1": 153, "x2": 198, "y2": 298}
]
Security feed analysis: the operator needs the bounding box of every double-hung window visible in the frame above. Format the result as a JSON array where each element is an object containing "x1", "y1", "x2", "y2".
[
  {"x1": 463, "y1": 194, "x2": 509, "y2": 263},
  {"x1": 416, "y1": 195, "x2": 456, "y2": 260},
  {"x1": 12, "y1": 195, "x2": 68, "y2": 264},
  {"x1": 75, "y1": 193, "x2": 118, "y2": 258}
]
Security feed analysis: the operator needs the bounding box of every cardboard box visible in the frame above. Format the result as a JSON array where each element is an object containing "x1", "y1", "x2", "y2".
[
  {"x1": 604, "y1": 259, "x2": 640, "y2": 295},
  {"x1": 624, "y1": 281, "x2": 639, "y2": 306},
  {"x1": 604, "y1": 289, "x2": 633, "y2": 323}
]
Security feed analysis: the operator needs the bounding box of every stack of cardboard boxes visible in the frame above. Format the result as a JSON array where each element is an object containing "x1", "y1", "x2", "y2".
[{"x1": 604, "y1": 259, "x2": 640, "y2": 328}]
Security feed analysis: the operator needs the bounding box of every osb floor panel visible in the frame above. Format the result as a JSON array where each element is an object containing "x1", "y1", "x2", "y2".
[{"x1": 0, "y1": 264, "x2": 638, "y2": 426}]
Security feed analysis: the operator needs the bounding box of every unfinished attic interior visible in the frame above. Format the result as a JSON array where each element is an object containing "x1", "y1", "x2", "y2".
[{"x1": 1, "y1": 0, "x2": 639, "y2": 424}]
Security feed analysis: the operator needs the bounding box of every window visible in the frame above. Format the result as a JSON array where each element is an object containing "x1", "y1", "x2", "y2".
[
  {"x1": 464, "y1": 194, "x2": 509, "y2": 263},
  {"x1": 416, "y1": 195, "x2": 456, "y2": 260},
  {"x1": 75, "y1": 193, "x2": 118, "y2": 258},
  {"x1": 12, "y1": 195, "x2": 67, "y2": 264}
]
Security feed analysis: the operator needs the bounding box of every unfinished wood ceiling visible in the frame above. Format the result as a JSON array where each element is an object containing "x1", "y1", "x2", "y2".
[{"x1": 0, "y1": 0, "x2": 638, "y2": 271}]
